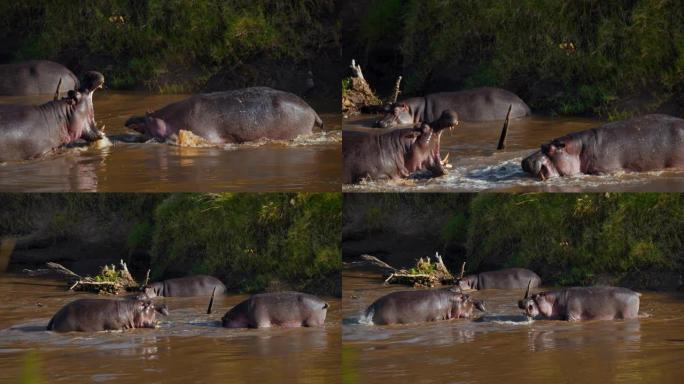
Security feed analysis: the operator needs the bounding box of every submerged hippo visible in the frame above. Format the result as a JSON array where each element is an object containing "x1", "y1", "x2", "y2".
[
  {"x1": 0, "y1": 60, "x2": 78, "y2": 96},
  {"x1": 221, "y1": 291, "x2": 328, "y2": 328},
  {"x1": 457, "y1": 268, "x2": 541, "y2": 291},
  {"x1": 47, "y1": 298, "x2": 169, "y2": 332},
  {"x1": 140, "y1": 275, "x2": 226, "y2": 298},
  {"x1": 522, "y1": 114, "x2": 684, "y2": 180},
  {"x1": 343, "y1": 110, "x2": 458, "y2": 183},
  {"x1": 0, "y1": 71, "x2": 105, "y2": 162},
  {"x1": 125, "y1": 87, "x2": 322, "y2": 144},
  {"x1": 518, "y1": 282, "x2": 640, "y2": 321},
  {"x1": 375, "y1": 87, "x2": 530, "y2": 128},
  {"x1": 364, "y1": 287, "x2": 485, "y2": 325}
]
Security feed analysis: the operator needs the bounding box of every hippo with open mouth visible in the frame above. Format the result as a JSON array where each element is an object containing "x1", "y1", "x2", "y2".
[
  {"x1": 0, "y1": 71, "x2": 105, "y2": 162},
  {"x1": 124, "y1": 87, "x2": 322, "y2": 144},
  {"x1": 517, "y1": 281, "x2": 640, "y2": 321},
  {"x1": 47, "y1": 298, "x2": 169, "y2": 332},
  {"x1": 522, "y1": 114, "x2": 684, "y2": 180},
  {"x1": 375, "y1": 87, "x2": 530, "y2": 128},
  {"x1": 343, "y1": 110, "x2": 459, "y2": 183},
  {"x1": 363, "y1": 287, "x2": 485, "y2": 325}
]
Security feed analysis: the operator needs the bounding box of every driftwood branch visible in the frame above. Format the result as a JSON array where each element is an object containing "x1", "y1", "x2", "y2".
[
  {"x1": 365, "y1": 252, "x2": 457, "y2": 288},
  {"x1": 24, "y1": 260, "x2": 142, "y2": 295},
  {"x1": 496, "y1": 104, "x2": 513, "y2": 150},
  {"x1": 350, "y1": 59, "x2": 365, "y2": 80},
  {"x1": 359, "y1": 254, "x2": 397, "y2": 272}
]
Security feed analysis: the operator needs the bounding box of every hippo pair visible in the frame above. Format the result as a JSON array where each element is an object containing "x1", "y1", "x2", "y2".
[
  {"x1": 523, "y1": 114, "x2": 684, "y2": 180},
  {"x1": 518, "y1": 281, "x2": 641, "y2": 321},
  {"x1": 0, "y1": 71, "x2": 105, "y2": 162},
  {"x1": 343, "y1": 110, "x2": 459, "y2": 183},
  {"x1": 47, "y1": 274, "x2": 327, "y2": 332}
]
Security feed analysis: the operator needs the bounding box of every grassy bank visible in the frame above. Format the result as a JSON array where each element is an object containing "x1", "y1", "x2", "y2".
[
  {"x1": 0, "y1": 1, "x2": 337, "y2": 93},
  {"x1": 343, "y1": 193, "x2": 683, "y2": 290},
  {"x1": 0, "y1": 193, "x2": 342, "y2": 297},
  {"x1": 354, "y1": 0, "x2": 684, "y2": 117}
]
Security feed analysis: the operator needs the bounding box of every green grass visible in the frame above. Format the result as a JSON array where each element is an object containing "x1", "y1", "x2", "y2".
[
  {"x1": 359, "y1": 0, "x2": 684, "y2": 116},
  {"x1": 0, "y1": 1, "x2": 335, "y2": 92}
]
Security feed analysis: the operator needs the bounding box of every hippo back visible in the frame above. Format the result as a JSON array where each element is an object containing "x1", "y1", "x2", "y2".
[
  {"x1": 425, "y1": 87, "x2": 530, "y2": 122},
  {"x1": 478, "y1": 268, "x2": 541, "y2": 289},
  {"x1": 165, "y1": 87, "x2": 320, "y2": 142},
  {"x1": 0, "y1": 61, "x2": 78, "y2": 95},
  {"x1": 162, "y1": 275, "x2": 226, "y2": 297}
]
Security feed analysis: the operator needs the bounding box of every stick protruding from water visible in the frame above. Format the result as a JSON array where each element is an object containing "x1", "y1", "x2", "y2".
[
  {"x1": 207, "y1": 287, "x2": 216, "y2": 314},
  {"x1": 459, "y1": 262, "x2": 466, "y2": 279},
  {"x1": 496, "y1": 104, "x2": 513, "y2": 150}
]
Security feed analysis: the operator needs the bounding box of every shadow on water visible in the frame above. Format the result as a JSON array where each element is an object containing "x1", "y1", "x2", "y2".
[{"x1": 0, "y1": 92, "x2": 341, "y2": 192}]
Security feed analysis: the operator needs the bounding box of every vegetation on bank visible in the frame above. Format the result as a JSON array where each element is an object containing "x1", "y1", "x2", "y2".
[
  {"x1": 0, "y1": 193, "x2": 342, "y2": 297},
  {"x1": 0, "y1": 1, "x2": 336, "y2": 92},
  {"x1": 344, "y1": 193, "x2": 683, "y2": 290},
  {"x1": 463, "y1": 193, "x2": 683, "y2": 288},
  {"x1": 357, "y1": 0, "x2": 684, "y2": 117}
]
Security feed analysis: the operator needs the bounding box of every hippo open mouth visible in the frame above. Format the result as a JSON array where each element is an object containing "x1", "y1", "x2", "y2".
[{"x1": 522, "y1": 151, "x2": 560, "y2": 180}]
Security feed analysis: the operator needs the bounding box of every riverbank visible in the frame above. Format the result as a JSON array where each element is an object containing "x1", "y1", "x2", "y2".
[
  {"x1": 0, "y1": 193, "x2": 342, "y2": 297},
  {"x1": 344, "y1": 0, "x2": 684, "y2": 118},
  {"x1": 343, "y1": 193, "x2": 683, "y2": 291}
]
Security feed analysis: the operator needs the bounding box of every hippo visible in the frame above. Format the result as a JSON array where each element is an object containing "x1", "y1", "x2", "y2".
[
  {"x1": 0, "y1": 60, "x2": 79, "y2": 96},
  {"x1": 139, "y1": 275, "x2": 226, "y2": 298},
  {"x1": 46, "y1": 298, "x2": 169, "y2": 332},
  {"x1": 375, "y1": 87, "x2": 530, "y2": 128},
  {"x1": 343, "y1": 110, "x2": 459, "y2": 183},
  {"x1": 221, "y1": 291, "x2": 328, "y2": 328},
  {"x1": 457, "y1": 267, "x2": 541, "y2": 291},
  {"x1": 363, "y1": 287, "x2": 486, "y2": 325},
  {"x1": 0, "y1": 71, "x2": 105, "y2": 162},
  {"x1": 522, "y1": 114, "x2": 684, "y2": 180},
  {"x1": 124, "y1": 87, "x2": 322, "y2": 144},
  {"x1": 517, "y1": 282, "x2": 640, "y2": 321}
]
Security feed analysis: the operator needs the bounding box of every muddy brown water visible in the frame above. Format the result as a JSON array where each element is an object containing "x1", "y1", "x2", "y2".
[
  {"x1": 0, "y1": 274, "x2": 341, "y2": 383},
  {"x1": 342, "y1": 270, "x2": 684, "y2": 384},
  {"x1": 0, "y1": 92, "x2": 341, "y2": 192},
  {"x1": 343, "y1": 115, "x2": 684, "y2": 192}
]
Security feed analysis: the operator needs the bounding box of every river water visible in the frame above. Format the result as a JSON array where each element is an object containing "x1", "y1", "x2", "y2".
[
  {"x1": 0, "y1": 274, "x2": 341, "y2": 383},
  {"x1": 0, "y1": 92, "x2": 341, "y2": 192},
  {"x1": 343, "y1": 115, "x2": 684, "y2": 192},
  {"x1": 342, "y1": 270, "x2": 684, "y2": 384}
]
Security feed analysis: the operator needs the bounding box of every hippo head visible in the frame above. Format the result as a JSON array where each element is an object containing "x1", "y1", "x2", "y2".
[
  {"x1": 448, "y1": 287, "x2": 486, "y2": 319},
  {"x1": 522, "y1": 138, "x2": 581, "y2": 180},
  {"x1": 375, "y1": 103, "x2": 413, "y2": 128},
  {"x1": 61, "y1": 71, "x2": 105, "y2": 142},
  {"x1": 518, "y1": 280, "x2": 541, "y2": 317},
  {"x1": 404, "y1": 110, "x2": 459, "y2": 175},
  {"x1": 124, "y1": 114, "x2": 171, "y2": 141},
  {"x1": 132, "y1": 300, "x2": 169, "y2": 328}
]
